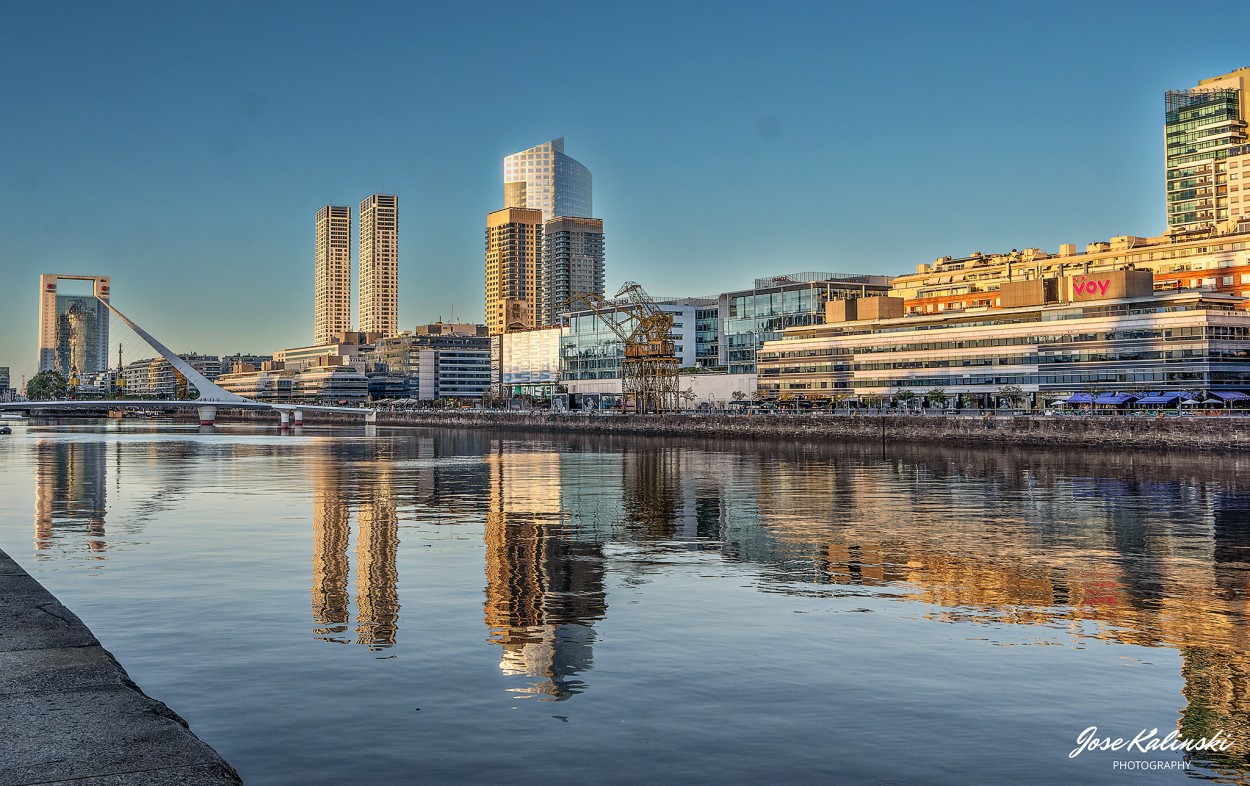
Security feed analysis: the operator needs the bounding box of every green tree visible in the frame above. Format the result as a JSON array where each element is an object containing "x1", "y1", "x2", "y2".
[
  {"x1": 924, "y1": 388, "x2": 949, "y2": 409},
  {"x1": 997, "y1": 384, "x2": 1026, "y2": 409},
  {"x1": 892, "y1": 389, "x2": 917, "y2": 409},
  {"x1": 26, "y1": 371, "x2": 68, "y2": 401}
]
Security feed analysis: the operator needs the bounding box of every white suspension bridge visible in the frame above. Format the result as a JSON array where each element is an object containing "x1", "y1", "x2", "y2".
[{"x1": 2, "y1": 297, "x2": 375, "y2": 427}]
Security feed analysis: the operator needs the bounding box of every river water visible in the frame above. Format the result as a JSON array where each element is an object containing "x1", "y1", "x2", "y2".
[{"x1": 0, "y1": 420, "x2": 1247, "y2": 784}]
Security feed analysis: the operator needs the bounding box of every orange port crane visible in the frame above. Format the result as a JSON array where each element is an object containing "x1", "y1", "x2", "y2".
[{"x1": 567, "y1": 282, "x2": 681, "y2": 413}]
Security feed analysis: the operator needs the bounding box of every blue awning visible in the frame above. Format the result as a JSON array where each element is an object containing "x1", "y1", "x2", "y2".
[
  {"x1": 1095, "y1": 393, "x2": 1139, "y2": 404},
  {"x1": 1065, "y1": 393, "x2": 1094, "y2": 404},
  {"x1": 1209, "y1": 391, "x2": 1250, "y2": 401},
  {"x1": 1135, "y1": 393, "x2": 1183, "y2": 405}
]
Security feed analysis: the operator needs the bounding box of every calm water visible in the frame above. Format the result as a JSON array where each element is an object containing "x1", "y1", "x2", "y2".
[{"x1": 1, "y1": 420, "x2": 1248, "y2": 784}]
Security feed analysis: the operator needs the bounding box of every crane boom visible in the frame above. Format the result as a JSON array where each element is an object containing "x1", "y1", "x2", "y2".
[{"x1": 566, "y1": 283, "x2": 681, "y2": 414}]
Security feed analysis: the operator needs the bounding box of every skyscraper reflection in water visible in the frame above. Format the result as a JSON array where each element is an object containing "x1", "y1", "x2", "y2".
[
  {"x1": 310, "y1": 445, "x2": 399, "y2": 651},
  {"x1": 33, "y1": 438, "x2": 108, "y2": 558},
  {"x1": 484, "y1": 443, "x2": 606, "y2": 700}
]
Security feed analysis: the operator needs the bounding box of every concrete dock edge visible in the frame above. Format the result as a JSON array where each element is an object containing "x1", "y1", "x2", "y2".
[{"x1": 0, "y1": 548, "x2": 242, "y2": 785}]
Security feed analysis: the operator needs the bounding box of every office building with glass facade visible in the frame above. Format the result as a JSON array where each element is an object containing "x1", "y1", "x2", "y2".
[
  {"x1": 503, "y1": 137, "x2": 592, "y2": 222},
  {"x1": 498, "y1": 327, "x2": 562, "y2": 398},
  {"x1": 38, "y1": 274, "x2": 111, "y2": 380},
  {"x1": 561, "y1": 298, "x2": 715, "y2": 381},
  {"x1": 718, "y1": 273, "x2": 892, "y2": 374}
]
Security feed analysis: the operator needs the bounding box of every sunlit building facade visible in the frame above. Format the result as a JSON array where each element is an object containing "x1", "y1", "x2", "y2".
[
  {"x1": 359, "y1": 195, "x2": 398, "y2": 338},
  {"x1": 503, "y1": 137, "x2": 592, "y2": 222},
  {"x1": 758, "y1": 272, "x2": 1250, "y2": 405},
  {"x1": 485, "y1": 207, "x2": 544, "y2": 335},
  {"x1": 314, "y1": 205, "x2": 352, "y2": 345}
]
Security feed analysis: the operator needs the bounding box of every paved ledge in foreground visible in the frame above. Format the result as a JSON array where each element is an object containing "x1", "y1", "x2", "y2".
[{"x1": 0, "y1": 549, "x2": 241, "y2": 786}]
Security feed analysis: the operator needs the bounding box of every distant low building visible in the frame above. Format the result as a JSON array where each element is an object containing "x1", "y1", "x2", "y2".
[{"x1": 372, "y1": 323, "x2": 491, "y2": 401}]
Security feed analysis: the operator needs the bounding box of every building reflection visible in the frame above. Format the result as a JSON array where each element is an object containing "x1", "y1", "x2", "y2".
[
  {"x1": 33, "y1": 438, "x2": 108, "y2": 557},
  {"x1": 484, "y1": 443, "x2": 606, "y2": 700},
  {"x1": 311, "y1": 454, "x2": 351, "y2": 642},
  {"x1": 309, "y1": 444, "x2": 399, "y2": 650},
  {"x1": 743, "y1": 444, "x2": 1250, "y2": 765}
]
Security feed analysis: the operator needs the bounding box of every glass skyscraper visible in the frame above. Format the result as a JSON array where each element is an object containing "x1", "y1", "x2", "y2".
[
  {"x1": 38, "y1": 274, "x2": 111, "y2": 381},
  {"x1": 1164, "y1": 68, "x2": 1250, "y2": 232},
  {"x1": 503, "y1": 137, "x2": 592, "y2": 221}
]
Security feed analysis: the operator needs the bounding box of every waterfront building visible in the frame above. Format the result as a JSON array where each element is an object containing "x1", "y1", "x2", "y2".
[
  {"x1": 503, "y1": 137, "x2": 592, "y2": 222},
  {"x1": 215, "y1": 357, "x2": 367, "y2": 402},
  {"x1": 541, "y1": 217, "x2": 605, "y2": 327},
  {"x1": 1165, "y1": 68, "x2": 1250, "y2": 234},
  {"x1": 0, "y1": 367, "x2": 9, "y2": 395},
  {"x1": 758, "y1": 271, "x2": 1250, "y2": 406},
  {"x1": 497, "y1": 326, "x2": 563, "y2": 399},
  {"x1": 371, "y1": 324, "x2": 492, "y2": 401},
  {"x1": 215, "y1": 361, "x2": 297, "y2": 401},
  {"x1": 485, "y1": 207, "x2": 544, "y2": 335},
  {"x1": 118, "y1": 354, "x2": 220, "y2": 398},
  {"x1": 315, "y1": 205, "x2": 352, "y2": 345},
  {"x1": 888, "y1": 231, "x2": 1250, "y2": 316},
  {"x1": 359, "y1": 195, "x2": 399, "y2": 338},
  {"x1": 295, "y1": 359, "x2": 370, "y2": 402},
  {"x1": 718, "y1": 273, "x2": 892, "y2": 374},
  {"x1": 38, "y1": 274, "x2": 111, "y2": 381}
]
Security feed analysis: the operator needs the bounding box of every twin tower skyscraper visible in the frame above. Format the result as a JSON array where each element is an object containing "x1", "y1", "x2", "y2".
[
  {"x1": 485, "y1": 137, "x2": 605, "y2": 335},
  {"x1": 314, "y1": 195, "x2": 398, "y2": 344},
  {"x1": 314, "y1": 138, "x2": 603, "y2": 344}
]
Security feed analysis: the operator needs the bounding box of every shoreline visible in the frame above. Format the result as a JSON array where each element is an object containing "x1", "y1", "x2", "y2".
[
  {"x1": 231, "y1": 409, "x2": 1250, "y2": 452},
  {"x1": 0, "y1": 548, "x2": 241, "y2": 785},
  {"x1": 18, "y1": 408, "x2": 1250, "y2": 451}
]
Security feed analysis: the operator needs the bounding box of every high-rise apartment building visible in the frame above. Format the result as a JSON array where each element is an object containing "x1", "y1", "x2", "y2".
[
  {"x1": 315, "y1": 205, "x2": 352, "y2": 345},
  {"x1": 1165, "y1": 67, "x2": 1250, "y2": 233},
  {"x1": 485, "y1": 208, "x2": 544, "y2": 335},
  {"x1": 503, "y1": 137, "x2": 592, "y2": 221},
  {"x1": 540, "y1": 217, "x2": 605, "y2": 326},
  {"x1": 38, "y1": 274, "x2": 111, "y2": 381},
  {"x1": 359, "y1": 195, "x2": 399, "y2": 338}
]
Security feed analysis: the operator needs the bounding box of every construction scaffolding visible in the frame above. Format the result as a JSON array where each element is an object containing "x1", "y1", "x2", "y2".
[{"x1": 567, "y1": 282, "x2": 681, "y2": 413}]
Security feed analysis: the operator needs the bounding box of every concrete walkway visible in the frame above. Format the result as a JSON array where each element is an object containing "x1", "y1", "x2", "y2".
[{"x1": 0, "y1": 549, "x2": 241, "y2": 785}]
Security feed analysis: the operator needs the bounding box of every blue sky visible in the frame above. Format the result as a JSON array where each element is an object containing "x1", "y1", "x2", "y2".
[{"x1": 2, "y1": 0, "x2": 1248, "y2": 381}]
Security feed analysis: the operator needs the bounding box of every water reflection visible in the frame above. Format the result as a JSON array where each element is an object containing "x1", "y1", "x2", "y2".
[
  {"x1": 20, "y1": 428, "x2": 1250, "y2": 776},
  {"x1": 34, "y1": 439, "x2": 108, "y2": 556},
  {"x1": 310, "y1": 446, "x2": 399, "y2": 650},
  {"x1": 484, "y1": 445, "x2": 606, "y2": 700}
]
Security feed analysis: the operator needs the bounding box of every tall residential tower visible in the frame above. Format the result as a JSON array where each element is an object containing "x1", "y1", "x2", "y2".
[
  {"x1": 540, "y1": 217, "x2": 605, "y2": 327},
  {"x1": 314, "y1": 205, "x2": 352, "y2": 344},
  {"x1": 359, "y1": 195, "x2": 399, "y2": 338},
  {"x1": 484, "y1": 208, "x2": 544, "y2": 335},
  {"x1": 1165, "y1": 67, "x2": 1250, "y2": 233},
  {"x1": 503, "y1": 137, "x2": 592, "y2": 222}
]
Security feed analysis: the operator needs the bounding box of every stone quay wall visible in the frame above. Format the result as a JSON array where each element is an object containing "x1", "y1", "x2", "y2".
[{"x1": 225, "y1": 409, "x2": 1250, "y2": 452}]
